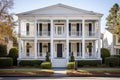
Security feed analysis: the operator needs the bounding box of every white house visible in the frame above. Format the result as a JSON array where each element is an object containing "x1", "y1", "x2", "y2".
[
  {"x1": 17, "y1": 4, "x2": 103, "y2": 67},
  {"x1": 103, "y1": 28, "x2": 120, "y2": 55}
]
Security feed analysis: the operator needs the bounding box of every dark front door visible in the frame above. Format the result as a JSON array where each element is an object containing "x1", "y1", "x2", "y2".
[{"x1": 57, "y1": 44, "x2": 62, "y2": 57}]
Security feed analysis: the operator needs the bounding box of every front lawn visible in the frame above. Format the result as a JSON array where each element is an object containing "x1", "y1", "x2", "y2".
[
  {"x1": 0, "y1": 69, "x2": 54, "y2": 76},
  {"x1": 67, "y1": 68, "x2": 120, "y2": 76}
]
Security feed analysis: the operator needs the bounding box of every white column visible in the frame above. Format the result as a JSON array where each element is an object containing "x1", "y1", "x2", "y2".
[
  {"x1": 94, "y1": 41, "x2": 96, "y2": 58},
  {"x1": 50, "y1": 19, "x2": 53, "y2": 62},
  {"x1": 18, "y1": 18, "x2": 21, "y2": 59},
  {"x1": 34, "y1": 18, "x2": 37, "y2": 59},
  {"x1": 66, "y1": 19, "x2": 69, "y2": 62},
  {"x1": 82, "y1": 19, "x2": 85, "y2": 59},
  {"x1": 98, "y1": 19, "x2": 101, "y2": 59}
]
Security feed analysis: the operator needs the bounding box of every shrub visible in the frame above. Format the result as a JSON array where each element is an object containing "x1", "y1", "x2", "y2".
[
  {"x1": 0, "y1": 45, "x2": 7, "y2": 57},
  {"x1": 8, "y1": 48, "x2": 18, "y2": 65},
  {"x1": 67, "y1": 62, "x2": 75, "y2": 69},
  {"x1": 45, "y1": 52, "x2": 50, "y2": 61},
  {"x1": 19, "y1": 60, "x2": 43, "y2": 67},
  {"x1": 105, "y1": 57, "x2": 119, "y2": 67},
  {"x1": 40, "y1": 62, "x2": 52, "y2": 69},
  {"x1": 0, "y1": 57, "x2": 13, "y2": 67},
  {"x1": 77, "y1": 60, "x2": 101, "y2": 67},
  {"x1": 101, "y1": 48, "x2": 110, "y2": 63},
  {"x1": 69, "y1": 52, "x2": 75, "y2": 62}
]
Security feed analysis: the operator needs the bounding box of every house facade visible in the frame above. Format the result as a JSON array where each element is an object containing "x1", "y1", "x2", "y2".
[
  {"x1": 103, "y1": 28, "x2": 120, "y2": 55},
  {"x1": 17, "y1": 4, "x2": 103, "y2": 67}
]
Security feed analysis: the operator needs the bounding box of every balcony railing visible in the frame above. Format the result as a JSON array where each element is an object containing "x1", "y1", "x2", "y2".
[
  {"x1": 85, "y1": 31, "x2": 97, "y2": 38},
  {"x1": 21, "y1": 31, "x2": 34, "y2": 37},
  {"x1": 37, "y1": 31, "x2": 50, "y2": 37},
  {"x1": 20, "y1": 31, "x2": 97, "y2": 38},
  {"x1": 69, "y1": 31, "x2": 82, "y2": 37}
]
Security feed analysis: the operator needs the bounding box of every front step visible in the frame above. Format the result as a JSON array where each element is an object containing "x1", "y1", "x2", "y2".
[{"x1": 52, "y1": 58, "x2": 67, "y2": 67}]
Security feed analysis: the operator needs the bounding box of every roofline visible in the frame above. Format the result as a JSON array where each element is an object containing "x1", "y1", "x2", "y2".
[{"x1": 16, "y1": 3, "x2": 103, "y2": 17}]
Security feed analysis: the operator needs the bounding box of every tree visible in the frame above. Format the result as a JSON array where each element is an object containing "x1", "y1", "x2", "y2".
[
  {"x1": 0, "y1": 0, "x2": 15, "y2": 45},
  {"x1": 106, "y1": 3, "x2": 119, "y2": 27},
  {"x1": 106, "y1": 3, "x2": 120, "y2": 37}
]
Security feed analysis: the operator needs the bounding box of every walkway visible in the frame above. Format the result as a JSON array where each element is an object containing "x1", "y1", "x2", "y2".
[{"x1": 52, "y1": 69, "x2": 68, "y2": 77}]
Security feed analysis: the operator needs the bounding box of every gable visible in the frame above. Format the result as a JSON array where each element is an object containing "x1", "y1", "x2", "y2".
[{"x1": 17, "y1": 4, "x2": 103, "y2": 16}]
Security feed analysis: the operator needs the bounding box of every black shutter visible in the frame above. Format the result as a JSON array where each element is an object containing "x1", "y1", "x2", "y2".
[
  {"x1": 26, "y1": 23, "x2": 29, "y2": 35},
  {"x1": 39, "y1": 23, "x2": 42, "y2": 35},
  {"x1": 69, "y1": 43, "x2": 71, "y2": 56},
  {"x1": 81, "y1": 43, "x2": 82, "y2": 56},
  {"x1": 48, "y1": 23, "x2": 50, "y2": 36},
  {"x1": 89, "y1": 43, "x2": 92, "y2": 56},
  {"x1": 39, "y1": 43, "x2": 42, "y2": 56},
  {"x1": 77, "y1": 43, "x2": 79, "y2": 56},
  {"x1": 26, "y1": 43, "x2": 29, "y2": 56},
  {"x1": 37, "y1": 23, "x2": 38, "y2": 35},
  {"x1": 89, "y1": 23, "x2": 92, "y2": 36},
  {"x1": 48, "y1": 43, "x2": 50, "y2": 53},
  {"x1": 69, "y1": 23, "x2": 71, "y2": 36},
  {"x1": 76, "y1": 23, "x2": 79, "y2": 36}
]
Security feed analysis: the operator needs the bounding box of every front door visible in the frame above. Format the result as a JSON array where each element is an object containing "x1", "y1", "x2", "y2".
[{"x1": 57, "y1": 44, "x2": 62, "y2": 57}]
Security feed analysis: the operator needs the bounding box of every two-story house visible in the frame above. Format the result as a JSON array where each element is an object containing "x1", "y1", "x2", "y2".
[{"x1": 17, "y1": 4, "x2": 103, "y2": 67}]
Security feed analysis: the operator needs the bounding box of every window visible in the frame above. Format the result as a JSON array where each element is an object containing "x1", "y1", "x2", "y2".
[
  {"x1": 26, "y1": 23, "x2": 29, "y2": 35},
  {"x1": 116, "y1": 49, "x2": 120, "y2": 55},
  {"x1": 118, "y1": 38, "x2": 120, "y2": 43}
]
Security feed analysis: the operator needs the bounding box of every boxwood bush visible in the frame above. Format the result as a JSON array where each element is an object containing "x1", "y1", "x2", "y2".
[
  {"x1": 19, "y1": 60, "x2": 43, "y2": 67},
  {"x1": 77, "y1": 60, "x2": 101, "y2": 67},
  {"x1": 8, "y1": 48, "x2": 18, "y2": 65},
  {"x1": 105, "y1": 57, "x2": 119, "y2": 67},
  {"x1": 0, "y1": 45, "x2": 7, "y2": 57},
  {"x1": 40, "y1": 62, "x2": 52, "y2": 69},
  {"x1": 0, "y1": 57, "x2": 13, "y2": 67},
  {"x1": 67, "y1": 62, "x2": 75, "y2": 69},
  {"x1": 101, "y1": 48, "x2": 110, "y2": 63}
]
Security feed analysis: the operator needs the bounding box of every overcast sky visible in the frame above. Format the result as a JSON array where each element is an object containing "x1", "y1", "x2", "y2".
[{"x1": 11, "y1": 0, "x2": 120, "y2": 33}]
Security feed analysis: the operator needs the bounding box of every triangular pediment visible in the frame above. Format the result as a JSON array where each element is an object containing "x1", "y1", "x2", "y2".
[{"x1": 17, "y1": 4, "x2": 102, "y2": 16}]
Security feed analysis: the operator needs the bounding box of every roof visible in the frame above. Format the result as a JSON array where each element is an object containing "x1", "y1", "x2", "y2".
[{"x1": 16, "y1": 3, "x2": 103, "y2": 17}]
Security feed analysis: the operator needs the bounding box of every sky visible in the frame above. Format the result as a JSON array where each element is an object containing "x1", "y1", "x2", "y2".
[{"x1": 11, "y1": 0, "x2": 120, "y2": 33}]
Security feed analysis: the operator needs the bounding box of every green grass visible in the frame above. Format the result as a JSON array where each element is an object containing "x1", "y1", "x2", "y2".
[{"x1": 0, "y1": 69, "x2": 54, "y2": 73}]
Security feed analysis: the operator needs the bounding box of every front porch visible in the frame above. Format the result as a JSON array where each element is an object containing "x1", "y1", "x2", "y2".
[{"x1": 18, "y1": 40, "x2": 100, "y2": 60}]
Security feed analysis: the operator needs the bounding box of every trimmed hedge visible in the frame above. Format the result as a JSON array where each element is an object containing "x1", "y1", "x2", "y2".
[
  {"x1": 19, "y1": 60, "x2": 43, "y2": 67},
  {"x1": 105, "y1": 57, "x2": 119, "y2": 67},
  {"x1": 101, "y1": 48, "x2": 110, "y2": 63},
  {"x1": 67, "y1": 62, "x2": 75, "y2": 69},
  {"x1": 8, "y1": 48, "x2": 18, "y2": 65},
  {"x1": 77, "y1": 60, "x2": 101, "y2": 67},
  {"x1": 40, "y1": 62, "x2": 52, "y2": 69},
  {"x1": 0, "y1": 45, "x2": 7, "y2": 57},
  {"x1": 0, "y1": 57, "x2": 13, "y2": 67}
]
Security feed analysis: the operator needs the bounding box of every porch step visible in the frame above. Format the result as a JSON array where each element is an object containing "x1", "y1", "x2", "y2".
[{"x1": 52, "y1": 59, "x2": 67, "y2": 67}]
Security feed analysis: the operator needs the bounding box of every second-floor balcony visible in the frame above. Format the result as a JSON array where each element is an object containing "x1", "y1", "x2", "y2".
[
  {"x1": 37, "y1": 31, "x2": 50, "y2": 37},
  {"x1": 21, "y1": 31, "x2": 97, "y2": 38}
]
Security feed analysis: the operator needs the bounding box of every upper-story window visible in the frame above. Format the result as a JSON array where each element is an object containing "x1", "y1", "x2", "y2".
[
  {"x1": 118, "y1": 37, "x2": 120, "y2": 43},
  {"x1": 26, "y1": 23, "x2": 29, "y2": 35}
]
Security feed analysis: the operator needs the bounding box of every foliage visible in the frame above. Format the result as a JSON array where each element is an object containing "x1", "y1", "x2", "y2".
[
  {"x1": 0, "y1": 44, "x2": 7, "y2": 57},
  {"x1": 19, "y1": 60, "x2": 43, "y2": 67},
  {"x1": 67, "y1": 62, "x2": 75, "y2": 69},
  {"x1": 0, "y1": 0, "x2": 15, "y2": 44},
  {"x1": 101, "y1": 48, "x2": 110, "y2": 63},
  {"x1": 77, "y1": 60, "x2": 101, "y2": 67},
  {"x1": 8, "y1": 48, "x2": 18, "y2": 65},
  {"x1": 105, "y1": 57, "x2": 119, "y2": 67},
  {"x1": 0, "y1": 57, "x2": 13, "y2": 67},
  {"x1": 40, "y1": 62, "x2": 52, "y2": 69},
  {"x1": 70, "y1": 52, "x2": 75, "y2": 62},
  {"x1": 45, "y1": 52, "x2": 50, "y2": 61},
  {"x1": 111, "y1": 54, "x2": 120, "y2": 59},
  {"x1": 106, "y1": 3, "x2": 120, "y2": 37}
]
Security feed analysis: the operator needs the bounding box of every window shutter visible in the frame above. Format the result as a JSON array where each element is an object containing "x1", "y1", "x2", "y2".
[
  {"x1": 26, "y1": 23, "x2": 29, "y2": 35},
  {"x1": 76, "y1": 23, "x2": 79, "y2": 36},
  {"x1": 69, "y1": 23, "x2": 71, "y2": 35},
  {"x1": 48, "y1": 23, "x2": 50, "y2": 35},
  {"x1": 48, "y1": 43, "x2": 50, "y2": 53},
  {"x1": 39, "y1": 23, "x2": 42, "y2": 35}
]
